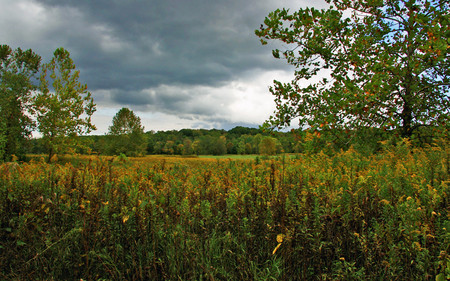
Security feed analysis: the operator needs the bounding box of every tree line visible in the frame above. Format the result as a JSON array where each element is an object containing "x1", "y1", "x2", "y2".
[
  {"x1": 27, "y1": 125, "x2": 285, "y2": 157},
  {"x1": 27, "y1": 122, "x2": 445, "y2": 158}
]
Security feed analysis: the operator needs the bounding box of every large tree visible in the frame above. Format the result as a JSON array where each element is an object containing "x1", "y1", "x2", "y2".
[
  {"x1": 256, "y1": 0, "x2": 449, "y2": 138},
  {"x1": 34, "y1": 48, "x2": 96, "y2": 162},
  {"x1": 0, "y1": 45, "x2": 41, "y2": 161},
  {"x1": 107, "y1": 107, "x2": 147, "y2": 156}
]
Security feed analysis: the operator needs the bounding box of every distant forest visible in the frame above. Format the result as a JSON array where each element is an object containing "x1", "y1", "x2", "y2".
[{"x1": 27, "y1": 125, "x2": 442, "y2": 157}]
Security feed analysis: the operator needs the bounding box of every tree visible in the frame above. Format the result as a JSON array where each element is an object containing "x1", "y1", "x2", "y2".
[
  {"x1": 192, "y1": 139, "x2": 201, "y2": 155},
  {"x1": 214, "y1": 136, "x2": 228, "y2": 155},
  {"x1": 256, "y1": 0, "x2": 449, "y2": 138},
  {"x1": 34, "y1": 47, "x2": 96, "y2": 162},
  {"x1": 163, "y1": 140, "x2": 175, "y2": 154},
  {"x1": 259, "y1": 136, "x2": 277, "y2": 155},
  {"x1": 252, "y1": 134, "x2": 263, "y2": 154},
  {"x1": 182, "y1": 138, "x2": 193, "y2": 155},
  {"x1": 107, "y1": 107, "x2": 147, "y2": 156},
  {"x1": 0, "y1": 45, "x2": 41, "y2": 161}
]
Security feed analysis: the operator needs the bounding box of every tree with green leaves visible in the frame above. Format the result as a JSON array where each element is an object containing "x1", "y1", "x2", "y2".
[
  {"x1": 107, "y1": 107, "x2": 147, "y2": 156},
  {"x1": 0, "y1": 45, "x2": 41, "y2": 161},
  {"x1": 34, "y1": 47, "x2": 96, "y2": 162},
  {"x1": 259, "y1": 136, "x2": 277, "y2": 155},
  {"x1": 256, "y1": 0, "x2": 449, "y2": 138}
]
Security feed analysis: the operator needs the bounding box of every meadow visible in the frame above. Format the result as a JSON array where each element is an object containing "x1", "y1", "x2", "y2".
[{"x1": 0, "y1": 139, "x2": 449, "y2": 280}]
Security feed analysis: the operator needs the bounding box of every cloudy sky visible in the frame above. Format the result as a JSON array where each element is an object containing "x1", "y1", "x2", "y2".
[{"x1": 1, "y1": 0, "x2": 328, "y2": 134}]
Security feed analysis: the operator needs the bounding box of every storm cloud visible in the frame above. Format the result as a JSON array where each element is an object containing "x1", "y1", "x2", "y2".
[{"x1": 1, "y1": 0, "x2": 328, "y2": 134}]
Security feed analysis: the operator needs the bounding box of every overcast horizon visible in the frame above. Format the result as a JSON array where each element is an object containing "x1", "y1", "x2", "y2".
[{"x1": 1, "y1": 0, "x2": 328, "y2": 135}]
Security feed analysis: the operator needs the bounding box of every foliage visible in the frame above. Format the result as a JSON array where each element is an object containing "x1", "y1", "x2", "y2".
[
  {"x1": 1, "y1": 140, "x2": 449, "y2": 280},
  {"x1": 50, "y1": 125, "x2": 411, "y2": 157},
  {"x1": 182, "y1": 138, "x2": 194, "y2": 155},
  {"x1": 256, "y1": 0, "x2": 449, "y2": 138},
  {"x1": 108, "y1": 107, "x2": 144, "y2": 135},
  {"x1": 197, "y1": 135, "x2": 227, "y2": 155},
  {"x1": 259, "y1": 136, "x2": 278, "y2": 155},
  {"x1": 0, "y1": 118, "x2": 6, "y2": 161},
  {"x1": 107, "y1": 107, "x2": 147, "y2": 157},
  {"x1": 30, "y1": 124, "x2": 447, "y2": 158},
  {"x1": 0, "y1": 45, "x2": 41, "y2": 161},
  {"x1": 34, "y1": 47, "x2": 96, "y2": 162}
]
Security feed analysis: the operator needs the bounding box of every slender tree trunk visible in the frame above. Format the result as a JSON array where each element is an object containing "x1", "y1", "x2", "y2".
[
  {"x1": 401, "y1": 100, "x2": 413, "y2": 138},
  {"x1": 47, "y1": 136, "x2": 55, "y2": 163},
  {"x1": 47, "y1": 146, "x2": 54, "y2": 163},
  {"x1": 401, "y1": 70, "x2": 413, "y2": 138},
  {"x1": 401, "y1": 7, "x2": 415, "y2": 139}
]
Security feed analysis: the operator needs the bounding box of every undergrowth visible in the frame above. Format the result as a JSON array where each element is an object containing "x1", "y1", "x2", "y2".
[{"x1": 0, "y1": 139, "x2": 449, "y2": 280}]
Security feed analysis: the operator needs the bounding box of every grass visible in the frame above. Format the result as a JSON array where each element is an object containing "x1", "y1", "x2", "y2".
[{"x1": 199, "y1": 154, "x2": 260, "y2": 160}]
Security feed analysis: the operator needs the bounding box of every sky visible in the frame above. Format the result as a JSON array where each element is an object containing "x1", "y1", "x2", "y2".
[{"x1": 1, "y1": 0, "x2": 328, "y2": 135}]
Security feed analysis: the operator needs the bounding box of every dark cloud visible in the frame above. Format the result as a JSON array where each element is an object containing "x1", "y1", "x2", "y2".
[{"x1": 30, "y1": 0, "x2": 304, "y2": 90}]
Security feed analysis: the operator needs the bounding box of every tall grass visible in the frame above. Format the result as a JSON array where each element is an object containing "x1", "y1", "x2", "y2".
[{"x1": 1, "y1": 139, "x2": 449, "y2": 280}]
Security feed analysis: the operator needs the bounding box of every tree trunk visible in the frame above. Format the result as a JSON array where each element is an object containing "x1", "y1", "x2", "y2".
[
  {"x1": 401, "y1": 101, "x2": 413, "y2": 138},
  {"x1": 401, "y1": 9, "x2": 415, "y2": 139},
  {"x1": 47, "y1": 148, "x2": 54, "y2": 163}
]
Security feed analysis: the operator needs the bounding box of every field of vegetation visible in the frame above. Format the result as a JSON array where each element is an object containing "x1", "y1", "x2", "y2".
[{"x1": 1, "y1": 139, "x2": 449, "y2": 280}]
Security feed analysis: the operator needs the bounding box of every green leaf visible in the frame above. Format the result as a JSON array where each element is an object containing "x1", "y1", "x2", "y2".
[
  {"x1": 272, "y1": 49, "x2": 280, "y2": 59},
  {"x1": 16, "y1": 240, "x2": 26, "y2": 246}
]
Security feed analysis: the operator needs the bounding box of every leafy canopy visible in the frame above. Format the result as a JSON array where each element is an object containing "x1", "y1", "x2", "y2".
[
  {"x1": 34, "y1": 47, "x2": 96, "y2": 161},
  {"x1": 107, "y1": 107, "x2": 147, "y2": 156},
  {"x1": 0, "y1": 45, "x2": 41, "y2": 160},
  {"x1": 109, "y1": 107, "x2": 144, "y2": 135},
  {"x1": 256, "y1": 0, "x2": 449, "y2": 138}
]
